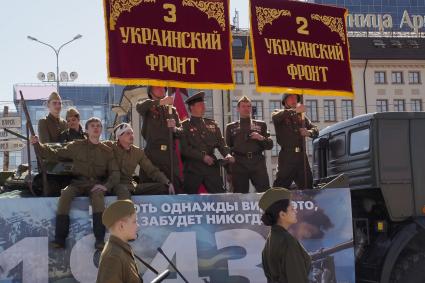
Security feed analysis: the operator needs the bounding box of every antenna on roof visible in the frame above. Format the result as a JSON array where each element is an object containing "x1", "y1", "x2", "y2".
[{"x1": 233, "y1": 9, "x2": 240, "y2": 31}]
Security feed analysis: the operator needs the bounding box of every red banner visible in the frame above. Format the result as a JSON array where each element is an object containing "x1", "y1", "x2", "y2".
[
  {"x1": 103, "y1": 0, "x2": 234, "y2": 89},
  {"x1": 250, "y1": 0, "x2": 353, "y2": 97}
]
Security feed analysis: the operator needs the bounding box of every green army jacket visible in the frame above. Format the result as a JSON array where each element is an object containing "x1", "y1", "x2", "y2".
[
  {"x1": 103, "y1": 141, "x2": 169, "y2": 185},
  {"x1": 38, "y1": 113, "x2": 67, "y2": 143},
  {"x1": 96, "y1": 235, "x2": 143, "y2": 283},
  {"x1": 39, "y1": 139, "x2": 119, "y2": 190},
  {"x1": 262, "y1": 225, "x2": 311, "y2": 283}
]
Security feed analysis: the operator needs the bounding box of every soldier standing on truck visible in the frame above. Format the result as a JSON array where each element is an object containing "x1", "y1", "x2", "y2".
[
  {"x1": 38, "y1": 92, "x2": 67, "y2": 143},
  {"x1": 272, "y1": 94, "x2": 318, "y2": 189},
  {"x1": 225, "y1": 96, "x2": 273, "y2": 193},
  {"x1": 31, "y1": 117, "x2": 119, "y2": 250},
  {"x1": 180, "y1": 91, "x2": 235, "y2": 194},
  {"x1": 136, "y1": 86, "x2": 183, "y2": 192},
  {"x1": 104, "y1": 123, "x2": 173, "y2": 199}
]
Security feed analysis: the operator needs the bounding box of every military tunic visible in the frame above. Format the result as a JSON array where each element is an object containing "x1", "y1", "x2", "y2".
[
  {"x1": 96, "y1": 235, "x2": 143, "y2": 283},
  {"x1": 58, "y1": 126, "x2": 86, "y2": 143},
  {"x1": 104, "y1": 141, "x2": 170, "y2": 199},
  {"x1": 38, "y1": 113, "x2": 67, "y2": 143},
  {"x1": 272, "y1": 108, "x2": 318, "y2": 189},
  {"x1": 39, "y1": 139, "x2": 120, "y2": 215},
  {"x1": 226, "y1": 118, "x2": 273, "y2": 193},
  {"x1": 262, "y1": 225, "x2": 311, "y2": 283},
  {"x1": 136, "y1": 99, "x2": 183, "y2": 191},
  {"x1": 181, "y1": 117, "x2": 230, "y2": 194}
]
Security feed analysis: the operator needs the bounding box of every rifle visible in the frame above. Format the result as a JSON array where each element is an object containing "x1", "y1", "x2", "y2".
[
  {"x1": 310, "y1": 239, "x2": 354, "y2": 261},
  {"x1": 19, "y1": 91, "x2": 49, "y2": 196}
]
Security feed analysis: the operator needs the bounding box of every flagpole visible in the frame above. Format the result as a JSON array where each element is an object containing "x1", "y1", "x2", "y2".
[{"x1": 167, "y1": 86, "x2": 175, "y2": 194}]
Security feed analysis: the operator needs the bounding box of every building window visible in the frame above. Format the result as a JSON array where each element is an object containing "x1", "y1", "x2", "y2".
[
  {"x1": 394, "y1": 99, "x2": 405, "y2": 112},
  {"x1": 231, "y1": 100, "x2": 239, "y2": 120},
  {"x1": 408, "y1": 71, "x2": 421, "y2": 84},
  {"x1": 411, "y1": 99, "x2": 423, "y2": 112},
  {"x1": 374, "y1": 71, "x2": 386, "y2": 84},
  {"x1": 341, "y1": 100, "x2": 353, "y2": 120},
  {"x1": 249, "y1": 71, "x2": 255, "y2": 84},
  {"x1": 305, "y1": 100, "x2": 319, "y2": 122},
  {"x1": 376, "y1": 99, "x2": 388, "y2": 112},
  {"x1": 269, "y1": 100, "x2": 281, "y2": 119},
  {"x1": 271, "y1": 135, "x2": 280, "y2": 157},
  {"x1": 251, "y1": 100, "x2": 264, "y2": 120},
  {"x1": 235, "y1": 71, "x2": 244, "y2": 84},
  {"x1": 324, "y1": 100, "x2": 336, "y2": 121},
  {"x1": 391, "y1": 71, "x2": 403, "y2": 84}
]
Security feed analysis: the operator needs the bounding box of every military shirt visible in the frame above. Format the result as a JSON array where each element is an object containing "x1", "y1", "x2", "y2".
[
  {"x1": 226, "y1": 118, "x2": 273, "y2": 154},
  {"x1": 272, "y1": 108, "x2": 319, "y2": 148},
  {"x1": 262, "y1": 225, "x2": 311, "y2": 283},
  {"x1": 38, "y1": 113, "x2": 67, "y2": 143},
  {"x1": 96, "y1": 235, "x2": 143, "y2": 283},
  {"x1": 58, "y1": 126, "x2": 86, "y2": 143},
  {"x1": 39, "y1": 139, "x2": 119, "y2": 190},
  {"x1": 136, "y1": 98, "x2": 182, "y2": 149},
  {"x1": 103, "y1": 141, "x2": 169, "y2": 185},
  {"x1": 181, "y1": 116, "x2": 230, "y2": 162}
]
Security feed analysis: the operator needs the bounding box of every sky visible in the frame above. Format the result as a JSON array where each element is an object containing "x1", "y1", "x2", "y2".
[{"x1": 0, "y1": 0, "x2": 250, "y2": 110}]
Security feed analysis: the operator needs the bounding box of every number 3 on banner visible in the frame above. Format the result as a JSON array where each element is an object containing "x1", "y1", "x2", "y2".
[
  {"x1": 163, "y1": 3, "x2": 176, "y2": 23},
  {"x1": 296, "y1": 17, "x2": 309, "y2": 35}
]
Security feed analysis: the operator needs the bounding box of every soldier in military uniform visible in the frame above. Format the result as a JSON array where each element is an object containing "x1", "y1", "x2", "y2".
[
  {"x1": 59, "y1": 107, "x2": 86, "y2": 143},
  {"x1": 104, "y1": 123, "x2": 173, "y2": 199},
  {"x1": 136, "y1": 86, "x2": 183, "y2": 192},
  {"x1": 181, "y1": 91, "x2": 234, "y2": 194},
  {"x1": 97, "y1": 200, "x2": 143, "y2": 283},
  {"x1": 38, "y1": 92, "x2": 67, "y2": 143},
  {"x1": 260, "y1": 188, "x2": 311, "y2": 283},
  {"x1": 31, "y1": 117, "x2": 119, "y2": 250},
  {"x1": 226, "y1": 96, "x2": 273, "y2": 193},
  {"x1": 272, "y1": 94, "x2": 319, "y2": 189}
]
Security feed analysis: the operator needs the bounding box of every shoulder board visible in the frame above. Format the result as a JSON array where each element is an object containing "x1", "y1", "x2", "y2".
[{"x1": 98, "y1": 142, "x2": 113, "y2": 152}]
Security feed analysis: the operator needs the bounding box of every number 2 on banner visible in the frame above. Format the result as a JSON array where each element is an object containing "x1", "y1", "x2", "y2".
[
  {"x1": 163, "y1": 3, "x2": 176, "y2": 23},
  {"x1": 296, "y1": 17, "x2": 309, "y2": 35}
]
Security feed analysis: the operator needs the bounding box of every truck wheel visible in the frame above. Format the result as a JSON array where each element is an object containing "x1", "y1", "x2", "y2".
[{"x1": 390, "y1": 252, "x2": 425, "y2": 283}]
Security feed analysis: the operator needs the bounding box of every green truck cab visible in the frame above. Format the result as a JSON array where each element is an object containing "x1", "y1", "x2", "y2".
[{"x1": 313, "y1": 112, "x2": 425, "y2": 283}]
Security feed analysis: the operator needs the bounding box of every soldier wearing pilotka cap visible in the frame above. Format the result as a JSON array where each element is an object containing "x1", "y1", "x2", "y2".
[
  {"x1": 96, "y1": 200, "x2": 143, "y2": 283},
  {"x1": 38, "y1": 91, "x2": 67, "y2": 143},
  {"x1": 59, "y1": 107, "x2": 86, "y2": 143}
]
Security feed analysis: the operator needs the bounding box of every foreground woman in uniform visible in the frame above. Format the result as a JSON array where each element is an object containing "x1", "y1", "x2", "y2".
[{"x1": 259, "y1": 188, "x2": 311, "y2": 283}]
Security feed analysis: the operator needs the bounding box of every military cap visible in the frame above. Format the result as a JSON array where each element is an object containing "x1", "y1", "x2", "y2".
[
  {"x1": 282, "y1": 93, "x2": 301, "y2": 105},
  {"x1": 66, "y1": 107, "x2": 80, "y2": 119},
  {"x1": 185, "y1": 91, "x2": 205, "y2": 105},
  {"x1": 48, "y1": 92, "x2": 62, "y2": 102},
  {"x1": 237, "y1": 96, "x2": 252, "y2": 106},
  {"x1": 147, "y1": 86, "x2": 167, "y2": 98},
  {"x1": 259, "y1": 187, "x2": 292, "y2": 211},
  {"x1": 102, "y1": 200, "x2": 136, "y2": 228}
]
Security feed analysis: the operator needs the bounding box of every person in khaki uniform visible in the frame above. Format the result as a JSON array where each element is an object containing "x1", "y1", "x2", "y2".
[
  {"x1": 96, "y1": 200, "x2": 142, "y2": 283},
  {"x1": 136, "y1": 86, "x2": 183, "y2": 192},
  {"x1": 104, "y1": 123, "x2": 173, "y2": 199},
  {"x1": 31, "y1": 117, "x2": 119, "y2": 250},
  {"x1": 38, "y1": 92, "x2": 67, "y2": 143},
  {"x1": 260, "y1": 188, "x2": 311, "y2": 283},
  {"x1": 272, "y1": 94, "x2": 319, "y2": 189},
  {"x1": 59, "y1": 107, "x2": 86, "y2": 143},
  {"x1": 226, "y1": 96, "x2": 273, "y2": 193},
  {"x1": 180, "y1": 91, "x2": 235, "y2": 194}
]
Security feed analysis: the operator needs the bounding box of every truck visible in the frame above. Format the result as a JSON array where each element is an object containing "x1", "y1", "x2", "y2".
[{"x1": 313, "y1": 112, "x2": 425, "y2": 283}]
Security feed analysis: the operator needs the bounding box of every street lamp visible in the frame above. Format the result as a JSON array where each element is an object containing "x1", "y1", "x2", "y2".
[{"x1": 27, "y1": 34, "x2": 82, "y2": 91}]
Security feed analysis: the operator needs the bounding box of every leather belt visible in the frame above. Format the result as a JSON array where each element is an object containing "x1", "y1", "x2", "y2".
[
  {"x1": 281, "y1": 146, "x2": 303, "y2": 153},
  {"x1": 232, "y1": 151, "x2": 263, "y2": 159},
  {"x1": 147, "y1": 144, "x2": 169, "y2": 151}
]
